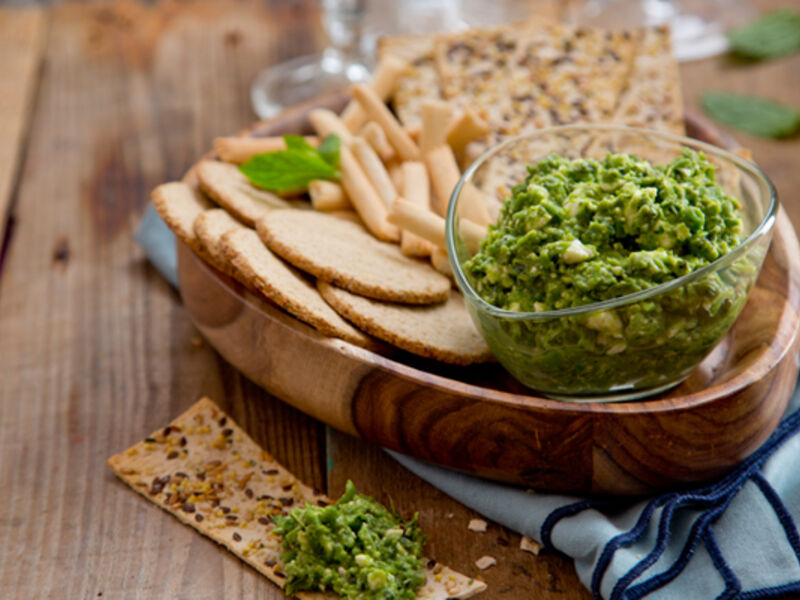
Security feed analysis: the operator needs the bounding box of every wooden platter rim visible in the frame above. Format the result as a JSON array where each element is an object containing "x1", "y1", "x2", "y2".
[{"x1": 185, "y1": 94, "x2": 800, "y2": 418}]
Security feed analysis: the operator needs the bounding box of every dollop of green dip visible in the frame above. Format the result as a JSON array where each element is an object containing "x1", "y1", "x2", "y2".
[
  {"x1": 467, "y1": 149, "x2": 742, "y2": 311},
  {"x1": 464, "y1": 149, "x2": 754, "y2": 394},
  {"x1": 273, "y1": 480, "x2": 426, "y2": 599}
]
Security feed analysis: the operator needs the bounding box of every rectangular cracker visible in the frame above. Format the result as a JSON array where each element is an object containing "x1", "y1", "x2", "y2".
[
  {"x1": 108, "y1": 398, "x2": 486, "y2": 599},
  {"x1": 609, "y1": 26, "x2": 685, "y2": 135},
  {"x1": 435, "y1": 22, "x2": 638, "y2": 141},
  {"x1": 377, "y1": 33, "x2": 444, "y2": 129}
]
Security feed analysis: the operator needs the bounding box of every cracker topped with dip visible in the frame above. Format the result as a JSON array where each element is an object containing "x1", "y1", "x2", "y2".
[{"x1": 108, "y1": 398, "x2": 487, "y2": 599}]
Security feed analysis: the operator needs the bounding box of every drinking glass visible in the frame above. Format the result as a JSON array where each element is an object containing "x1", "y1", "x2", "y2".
[{"x1": 251, "y1": 0, "x2": 371, "y2": 119}]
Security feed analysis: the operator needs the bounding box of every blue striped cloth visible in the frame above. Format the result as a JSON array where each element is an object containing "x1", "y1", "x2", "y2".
[{"x1": 138, "y1": 204, "x2": 800, "y2": 599}]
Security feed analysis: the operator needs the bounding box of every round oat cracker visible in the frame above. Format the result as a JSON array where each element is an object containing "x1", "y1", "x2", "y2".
[
  {"x1": 196, "y1": 160, "x2": 296, "y2": 227},
  {"x1": 221, "y1": 228, "x2": 371, "y2": 348},
  {"x1": 258, "y1": 210, "x2": 450, "y2": 305},
  {"x1": 317, "y1": 281, "x2": 493, "y2": 365}
]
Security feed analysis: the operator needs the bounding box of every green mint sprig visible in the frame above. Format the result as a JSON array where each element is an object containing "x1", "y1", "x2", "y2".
[
  {"x1": 728, "y1": 9, "x2": 800, "y2": 59},
  {"x1": 238, "y1": 134, "x2": 341, "y2": 193},
  {"x1": 701, "y1": 91, "x2": 800, "y2": 138}
]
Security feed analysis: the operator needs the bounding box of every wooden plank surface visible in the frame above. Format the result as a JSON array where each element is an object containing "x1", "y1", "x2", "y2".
[
  {"x1": 0, "y1": 2, "x2": 325, "y2": 599},
  {"x1": 0, "y1": 1, "x2": 799, "y2": 599},
  {"x1": 0, "y1": 7, "x2": 46, "y2": 252}
]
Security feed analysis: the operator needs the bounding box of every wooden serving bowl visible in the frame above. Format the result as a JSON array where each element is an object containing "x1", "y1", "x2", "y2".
[{"x1": 178, "y1": 94, "x2": 800, "y2": 495}]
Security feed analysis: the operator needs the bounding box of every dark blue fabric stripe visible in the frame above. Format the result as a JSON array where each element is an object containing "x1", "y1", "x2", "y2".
[
  {"x1": 739, "y1": 581, "x2": 800, "y2": 599},
  {"x1": 624, "y1": 498, "x2": 733, "y2": 599},
  {"x1": 540, "y1": 499, "x2": 610, "y2": 552},
  {"x1": 752, "y1": 471, "x2": 800, "y2": 566},
  {"x1": 704, "y1": 528, "x2": 741, "y2": 600},
  {"x1": 586, "y1": 408, "x2": 800, "y2": 599}
]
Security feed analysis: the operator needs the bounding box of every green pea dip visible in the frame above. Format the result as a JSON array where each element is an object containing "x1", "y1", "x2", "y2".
[
  {"x1": 273, "y1": 480, "x2": 426, "y2": 599},
  {"x1": 464, "y1": 149, "x2": 753, "y2": 394}
]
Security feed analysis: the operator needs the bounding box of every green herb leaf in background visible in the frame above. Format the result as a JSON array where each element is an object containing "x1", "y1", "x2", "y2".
[
  {"x1": 701, "y1": 91, "x2": 800, "y2": 138},
  {"x1": 317, "y1": 134, "x2": 341, "y2": 168},
  {"x1": 728, "y1": 9, "x2": 800, "y2": 59},
  {"x1": 238, "y1": 134, "x2": 341, "y2": 193}
]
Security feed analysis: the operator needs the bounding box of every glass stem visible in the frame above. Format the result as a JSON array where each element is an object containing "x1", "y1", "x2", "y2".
[{"x1": 321, "y1": 0, "x2": 367, "y2": 61}]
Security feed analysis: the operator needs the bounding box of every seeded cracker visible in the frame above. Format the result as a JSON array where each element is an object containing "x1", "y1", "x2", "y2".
[
  {"x1": 377, "y1": 33, "x2": 444, "y2": 129},
  {"x1": 318, "y1": 283, "x2": 493, "y2": 366},
  {"x1": 609, "y1": 26, "x2": 685, "y2": 135},
  {"x1": 151, "y1": 181, "x2": 214, "y2": 261},
  {"x1": 433, "y1": 22, "x2": 639, "y2": 206},
  {"x1": 194, "y1": 208, "x2": 245, "y2": 278},
  {"x1": 195, "y1": 160, "x2": 301, "y2": 227},
  {"x1": 108, "y1": 398, "x2": 487, "y2": 599},
  {"x1": 220, "y1": 228, "x2": 372, "y2": 348},
  {"x1": 258, "y1": 210, "x2": 451, "y2": 305}
]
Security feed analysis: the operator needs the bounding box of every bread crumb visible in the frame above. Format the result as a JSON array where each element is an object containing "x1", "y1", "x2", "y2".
[
  {"x1": 475, "y1": 555, "x2": 496, "y2": 570},
  {"x1": 468, "y1": 518, "x2": 488, "y2": 533},
  {"x1": 520, "y1": 535, "x2": 542, "y2": 555}
]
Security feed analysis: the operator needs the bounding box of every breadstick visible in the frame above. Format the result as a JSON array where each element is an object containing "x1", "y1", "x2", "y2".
[
  {"x1": 310, "y1": 109, "x2": 397, "y2": 241},
  {"x1": 420, "y1": 101, "x2": 455, "y2": 156},
  {"x1": 400, "y1": 162, "x2": 436, "y2": 257},
  {"x1": 360, "y1": 121, "x2": 395, "y2": 161},
  {"x1": 340, "y1": 147, "x2": 399, "y2": 241},
  {"x1": 389, "y1": 197, "x2": 446, "y2": 250},
  {"x1": 341, "y1": 56, "x2": 407, "y2": 132},
  {"x1": 309, "y1": 180, "x2": 350, "y2": 212},
  {"x1": 308, "y1": 109, "x2": 355, "y2": 146},
  {"x1": 389, "y1": 197, "x2": 487, "y2": 254},
  {"x1": 351, "y1": 137, "x2": 398, "y2": 208},
  {"x1": 425, "y1": 144, "x2": 490, "y2": 225},
  {"x1": 214, "y1": 136, "x2": 319, "y2": 163},
  {"x1": 350, "y1": 84, "x2": 420, "y2": 161},
  {"x1": 446, "y1": 108, "x2": 490, "y2": 158},
  {"x1": 430, "y1": 247, "x2": 453, "y2": 278},
  {"x1": 405, "y1": 124, "x2": 421, "y2": 144},
  {"x1": 387, "y1": 159, "x2": 404, "y2": 192}
]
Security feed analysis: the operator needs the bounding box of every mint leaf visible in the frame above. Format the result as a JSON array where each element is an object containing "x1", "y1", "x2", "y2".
[
  {"x1": 701, "y1": 91, "x2": 800, "y2": 138},
  {"x1": 238, "y1": 134, "x2": 341, "y2": 192},
  {"x1": 283, "y1": 135, "x2": 318, "y2": 155},
  {"x1": 239, "y1": 151, "x2": 339, "y2": 193},
  {"x1": 318, "y1": 135, "x2": 341, "y2": 168},
  {"x1": 728, "y1": 9, "x2": 800, "y2": 59}
]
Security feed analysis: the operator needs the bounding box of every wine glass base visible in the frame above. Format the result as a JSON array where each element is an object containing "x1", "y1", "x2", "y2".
[{"x1": 251, "y1": 52, "x2": 370, "y2": 120}]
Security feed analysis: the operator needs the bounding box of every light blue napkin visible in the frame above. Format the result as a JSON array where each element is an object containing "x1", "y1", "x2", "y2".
[{"x1": 138, "y1": 204, "x2": 800, "y2": 599}]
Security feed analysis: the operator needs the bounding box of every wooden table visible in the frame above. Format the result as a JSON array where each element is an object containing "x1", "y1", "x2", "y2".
[{"x1": 1, "y1": 2, "x2": 798, "y2": 598}]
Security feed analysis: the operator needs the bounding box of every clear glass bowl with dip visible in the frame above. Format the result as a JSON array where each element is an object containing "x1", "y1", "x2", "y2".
[{"x1": 446, "y1": 125, "x2": 778, "y2": 402}]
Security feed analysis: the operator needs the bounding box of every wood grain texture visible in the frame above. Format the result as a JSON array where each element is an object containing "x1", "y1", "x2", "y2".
[
  {"x1": 0, "y1": 2, "x2": 325, "y2": 599},
  {"x1": 181, "y1": 95, "x2": 800, "y2": 495},
  {"x1": 2, "y1": 1, "x2": 800, "y2": 599},
  {"x1": 0, "y1": 7, "x2": 46, "y2": 252},
  {"x1": 327, "y1": 431, "x2": 592, "y2": 600}
]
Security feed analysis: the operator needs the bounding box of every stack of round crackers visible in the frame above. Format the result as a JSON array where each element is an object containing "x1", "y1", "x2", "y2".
[{"x1": 152, "y1": 165, "x2": 492, "y2": 366}]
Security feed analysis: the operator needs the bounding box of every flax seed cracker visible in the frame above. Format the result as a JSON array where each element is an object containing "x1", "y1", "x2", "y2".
[
  {"x1": 258, "y1": 210, "x2": 451, "y2": 305},
  {"x1": 195, "y1": 160, "x2": 299, "y2": 227},
  {"x1": 610, "y1": 26, "x2": 684, "y2": 135},
  {"x1": 220, "y1": 227, "x2": 372, "y2": 347},
  {"x1": 108, "y1": 397, "x2": 487, "y2": 599},
  {"x1": 151, "y1": 181, "x2": 214, "y2": 261},
  {"x1": 318, "y1": 283, "x2": 492, "y2": 366},
  {"x1": 377, "y1": 33, "x2": 444, "y2": 129}
]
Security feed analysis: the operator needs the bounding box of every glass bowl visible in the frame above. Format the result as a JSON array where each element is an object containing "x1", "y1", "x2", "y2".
[{"x1": 446, "y1": 125, "x2": 778, "y2": 402}]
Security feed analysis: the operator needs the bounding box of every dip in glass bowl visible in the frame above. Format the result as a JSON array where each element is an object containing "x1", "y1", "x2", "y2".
[{"x1": 446, "y1": 125, "x2": 777, "y2": 402}]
